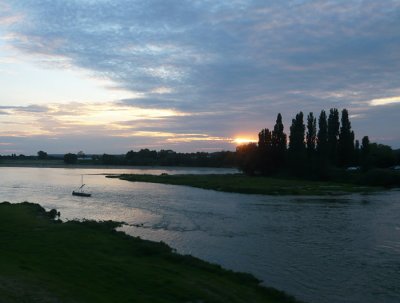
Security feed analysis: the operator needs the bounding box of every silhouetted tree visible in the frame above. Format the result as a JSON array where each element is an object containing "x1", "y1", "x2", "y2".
[
  {"x1": 361, "y1": 136, "x2": 370, "y2": 154},
  {"x1": 64, "y1": 153, "x2": 77, "y2": 164},
  {"x1": 306, "y1": 112, "x2": 317, "y2": 175},
  {"x1": 258, "y1": 128, "x2": 273, "y2": 174},
  {"x1": 354, "y1": 139, "x2": 360, "y2": 166},
  {"x1": 158, "y1": 150, "x2": 179, "y2": 166},
  {"x1": 125, "y1": 149, "x2": 236, "y2": 167},
  {"x1": 77, "y1": 151, "x2": 85, "y2": 158},
  {"x1": 328, "y1": 108, "x2": 340, "y2": 165},
  {"x1": 367, "y1": 143, "x2": 396, "y2": 168},
  {"x1": 306, "y1": 112, "x2": 317, "y2": 157},
  {"x1": 236, "y1": 143, "x2": 258, "y2": 175},
  {"x1": 288, "y1": 112, "x2": 306, "y2": 176},
  {"x1": 134, "y1": 149, "x2": 157, "y2": 165},
  {"x1": 37, "y1": 150, "x2": 48, "y2": 160},
  {"x1": 271, "y1": 113, "x2": 287, "y2": 172},
  {"x1": 102, "y1": 154, "x2": 124, "y2": 165},
  {"x1": 395, "y1": 149, "x2": 400, "y2": 165},
  {"x1": 360, "y1": 136, "x2": 370, "y2": 171},
  {"x1": 317, "y1": 110, "x2": 329, "y2": 177},
  {"x1": 125, "y1": 150, "x2": 135, "y2": 162},
  {"x1": 338, "y1": 109, "x2": 355, "y2": 167}
]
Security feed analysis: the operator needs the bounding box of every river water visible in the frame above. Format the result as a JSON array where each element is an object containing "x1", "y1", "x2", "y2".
[{"x1": 0, "y1": 167, "x2": 399, "y2": 303}]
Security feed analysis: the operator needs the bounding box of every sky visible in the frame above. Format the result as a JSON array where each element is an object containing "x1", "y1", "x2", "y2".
[{"x1": 0, "y1": 0, "x2": 399, "y2": 155}]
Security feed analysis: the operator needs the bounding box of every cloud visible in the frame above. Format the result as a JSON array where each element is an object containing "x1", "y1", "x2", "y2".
[
  {"x1": 349, "y1": 103, "x2": 400, "y2": 146},
  {"x1": 369, "y1": 96, "x2": 400, "y2": 106},
  {"x1": 5, "y1": 1, "x2": 399, "y2": 104},
  {"x1": 0, "y1": 98, "x2": 268, "y2": 153},
  {"x1": 0, "y1": 104, "x2": 49, "y2": 113},
  {"x1": 1, "y1": 0, "x2": 399, "y2": 151}
]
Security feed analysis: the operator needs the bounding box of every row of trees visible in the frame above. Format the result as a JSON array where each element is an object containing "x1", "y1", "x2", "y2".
[
  {"x1": 237, "y1": 109, "x2": 398, "y2": 177},
  {"x1": 62, "y1": 150, "x2": 236, "y2": 167}
]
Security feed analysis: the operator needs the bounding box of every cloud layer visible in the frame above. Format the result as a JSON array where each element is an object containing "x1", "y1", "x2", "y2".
[{"x1": 1, "y1": 0, "x2": 400, "y2": 153}]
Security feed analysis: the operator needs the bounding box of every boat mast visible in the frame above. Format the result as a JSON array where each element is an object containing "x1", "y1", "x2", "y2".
[{"x1": 79, "y1": 175, "x2": 86, "y2": 190}]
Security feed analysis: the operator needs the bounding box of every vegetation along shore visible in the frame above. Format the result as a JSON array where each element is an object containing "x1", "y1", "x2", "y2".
[
  {"x1": 0, "y1": 202, "x2": 302, "y2": 303},
  {"x1": 110, "y1": 173, "x2": 391, "y2": 196}
]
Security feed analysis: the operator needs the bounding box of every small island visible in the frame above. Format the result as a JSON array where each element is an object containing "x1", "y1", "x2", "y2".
[{"x1": 110, "y1": 173, "x2": 383, "y2": 196}]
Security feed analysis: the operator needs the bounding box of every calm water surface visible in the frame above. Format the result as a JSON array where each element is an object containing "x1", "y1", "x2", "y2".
[{"x1": 0, "y1": 167, "x2": 399, "y2": 303}]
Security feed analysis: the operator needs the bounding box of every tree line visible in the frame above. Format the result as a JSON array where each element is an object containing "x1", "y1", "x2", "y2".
[
  {"x1": 62, "y1": 149, "x2": 236, "y2": 167},
  {"x1": 1, "y1": 109, "x2": 398, "y2": 179},
  {"x1": 0, "y1": 150, "x2": 236, "y2": 168},
  {"x1": 236, "y1": 108, "x2": 399, "y2": 179}
]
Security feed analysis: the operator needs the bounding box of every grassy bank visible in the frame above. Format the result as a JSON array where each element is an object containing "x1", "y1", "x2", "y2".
[
  {"x1": 0, "y1": 202, "x2": 301, "y2": 303},
  {"x1": 112, "y1": 173, "x2": 381, "y2": 195}
]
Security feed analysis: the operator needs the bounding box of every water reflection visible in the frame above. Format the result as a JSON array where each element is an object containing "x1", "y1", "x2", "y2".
[{"x1": 0, "y1": 167, "x2": 399, "y2": 303}]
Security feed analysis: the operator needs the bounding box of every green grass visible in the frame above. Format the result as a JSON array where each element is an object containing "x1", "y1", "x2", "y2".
[
  {"x1": 0, "y1": 202, "x2": 302, "y2": 303},
  {"x1": 112, "y1": 173, "x2": 380, "y2": 195}
]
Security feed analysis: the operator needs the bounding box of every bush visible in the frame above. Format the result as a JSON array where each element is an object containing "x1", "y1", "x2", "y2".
[
  {"x1": 356, "y1": 169, "x2": 400, "y2": 187},
  {"x1": 64, "y1": 153, "x2": 78, "y2": 164}
]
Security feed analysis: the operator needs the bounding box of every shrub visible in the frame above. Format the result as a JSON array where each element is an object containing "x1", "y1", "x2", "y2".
[{"x1": 356, "y1": 169, "x2": 400, "y2": 187}]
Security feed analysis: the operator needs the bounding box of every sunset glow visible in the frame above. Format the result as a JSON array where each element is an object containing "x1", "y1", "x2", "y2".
[
  {"x1": 0, "y1": 102, "x2": 191, "y2": 139},
  {"x1": 369, "y1": 96, "x2": 400, "y2": 106},
  {"x1": 234, "y1": 138, "x2": 258, "y2": 145}
]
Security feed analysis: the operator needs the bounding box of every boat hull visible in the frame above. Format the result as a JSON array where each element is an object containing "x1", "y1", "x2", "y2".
[{"x1": 72, "y1": 191, "x2": 91, "y2": 197}]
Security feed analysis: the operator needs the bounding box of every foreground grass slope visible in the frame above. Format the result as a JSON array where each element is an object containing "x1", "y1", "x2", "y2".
[
  {"x1": 0, "y1": 202, "x2": 301, "y2": 303},
  {"x1": 113, "y1": 173, "x2": 378, "y2": 195}
]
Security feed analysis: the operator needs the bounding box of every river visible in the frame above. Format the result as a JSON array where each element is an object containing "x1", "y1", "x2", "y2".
[{"x1": 0, "y1": 167, "x2": 399, "y2": 303}]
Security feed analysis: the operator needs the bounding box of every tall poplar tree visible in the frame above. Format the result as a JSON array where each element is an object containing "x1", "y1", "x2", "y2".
[
  {"x1": 338, "y1": 109, "x2": 355, "y2": 167},
  {"x1": 305, "y1": 112, "x2": 317, "y2": 175},
  {"x1": 317, "y1": 110, "x2": 328, "y2": 157},
  {"x1": 360, "y1": 136, "x2": 370, "y2": 170},
  {"x1": 258, "y1": 128, "x2": 272, "y2": 174},
  {"x1": 271, "y1": 113, "x2": 287, "y2": 171},
  {"x1": 236, "y1": 143, "x2": 258, "y2": 175},
  {"x1": 354, "y1": 139, "x2": 360, "y2": 165},
  {"x1": 327, "y1": 108, "x2": 340, "y2": 165},
  {"x1": 289, "y1": 112, "x2": 305, "y2": 153},
  {"x1": 288, "y1": 112, "x2": 306, "y2": 175},
  {"x1": 361, "y1": 136, "x2": 370, "y2": 155},
  {"x1": 306, "y1": 112, "x2": 317, "y2": 157},
  {"x1": 317, "y1": 110, "x2": 329, "y2": 177},
  {"x1": 258, "y1": 128, "x2": 272, "y2": 150}
]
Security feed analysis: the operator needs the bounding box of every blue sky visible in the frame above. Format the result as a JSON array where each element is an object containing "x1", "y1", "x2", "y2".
[{"x1": 0, "y1": 0, "x2": 399, "y2": 154}]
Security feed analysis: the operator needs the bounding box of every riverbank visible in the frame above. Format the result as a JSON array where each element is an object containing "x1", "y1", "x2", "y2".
[
  {"x1": 0, "y1": 202, "x2": 302, "y2": 303},
  {"x1": 111, "y1": 173, "x2": 381, "y2": 195}
]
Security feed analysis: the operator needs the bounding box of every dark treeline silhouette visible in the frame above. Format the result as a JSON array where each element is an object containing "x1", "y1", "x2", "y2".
[
  {"x1": 236, "y1": 108, "x2": 400, "y2": 185},
  {"x1": 0, "y1": 153, "x2": 57, "y2": 160},
  {"x1": 64, "y1": 153, "x2": 78, "y2": 164},
  {"x1": 0, "y1": 149, "x2": 236, "y2": 168},
  {"x1": 65, "y1": 150, "x2": 237, "y2": 167},
  {"x1": 0, "y1": 150, "x2": 236, "y2": 168}
]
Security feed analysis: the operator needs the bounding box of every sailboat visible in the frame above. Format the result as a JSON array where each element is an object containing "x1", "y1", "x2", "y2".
[{"x1": 72, "y1": 175, "x2": 91, "y2": 197}]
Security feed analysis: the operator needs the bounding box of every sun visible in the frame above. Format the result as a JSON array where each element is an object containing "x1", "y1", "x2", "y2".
[{"x1": 233, "y1": 137, "x2": 257, "y2": 145}]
